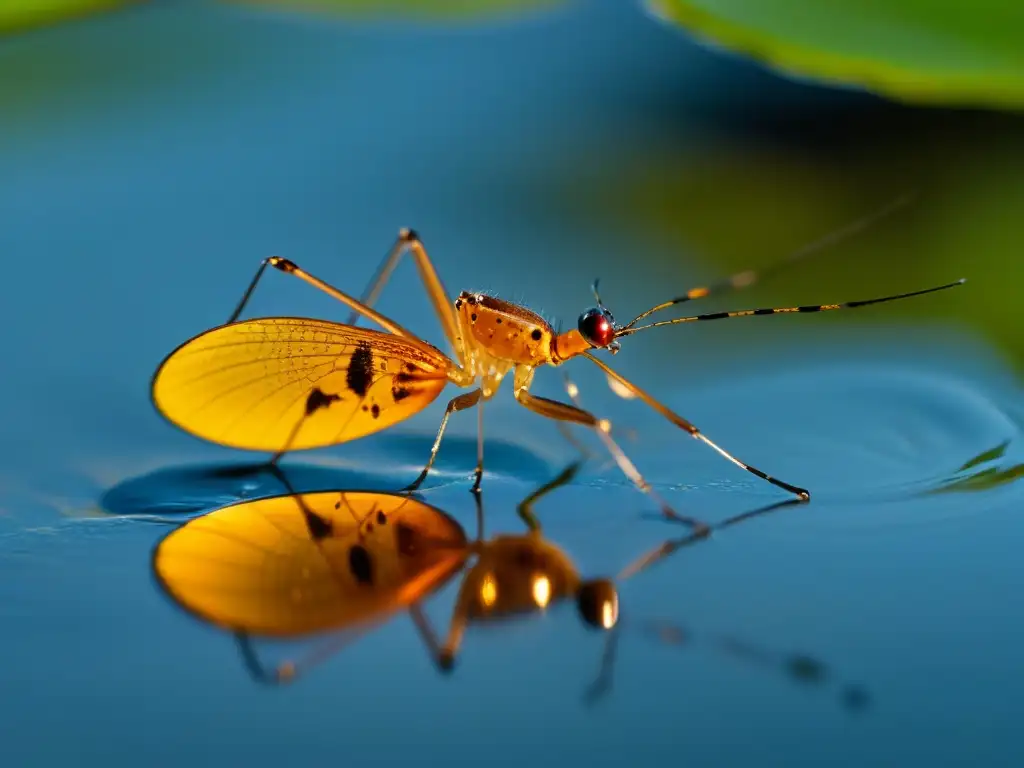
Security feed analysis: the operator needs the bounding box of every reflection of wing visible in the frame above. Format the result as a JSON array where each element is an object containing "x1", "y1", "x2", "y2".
[
  {"x1": 152, "y1": 491, "x2": 468, "y2": 637},
  {"x1": 151, "y1": 318, "x2": 452, "y2": 452}
]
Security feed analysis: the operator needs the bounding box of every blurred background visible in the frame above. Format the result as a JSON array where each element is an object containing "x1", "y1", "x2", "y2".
[{"x1": 1, "y1": 1, "x2": 1022, "y2": 766}]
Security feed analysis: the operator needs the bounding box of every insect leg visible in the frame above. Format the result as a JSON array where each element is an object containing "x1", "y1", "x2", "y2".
[
  {"x1": 224, "y1": 255, "x2": 425, "y2": 344},
  {"x1": 403, "y1": 388, "x2": 483, "y2": 492},
  {"x1": 628, "y1": 617, "x2": 870, "y2": 712},
  {"x1": 234, "y1": 629, "x2": 373, "y2": 686},
  {"x1": 411, "y1": 474, "x2": 483, "y2": 676},
  {"x1": 616, "y1": 498, "x2": 803, "y2": 581},
  {"x1": 343, "y1": 229, "x2": 463, "y2": 359},
  {"x1": 583, "y1": 622, "x2": 622, "y2": 706},
  {"x1": 584, "y1": 352, "x2": 811, "y2": 501},
  {"x1": 584, "y1": 496, "x2": 804, "y2": 705},
  {"x1": 472, "y1": 399, "x2": 484, "y2": 494},
  {"x1": 514, "y1": 377, "x2": 708, "y2": 530},
  {"x1": 408, "y1": 603, "x2": 457, "y2": 673},
  {"x1": 516, "y1": 460, "x2": 584, "y2": 532},
  {"x1": 559, "y1": 372, "x2": 710, "y2": 533}
]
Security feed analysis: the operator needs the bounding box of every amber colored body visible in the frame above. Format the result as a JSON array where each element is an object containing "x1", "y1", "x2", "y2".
[{"x1": 151, "y1": 221, "x2": 961, "y2": 502}]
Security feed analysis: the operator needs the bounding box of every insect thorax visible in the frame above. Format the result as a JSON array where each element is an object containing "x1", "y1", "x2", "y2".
[{"x1": 454, "y1": 292, "x2": 555, "y2": 377}]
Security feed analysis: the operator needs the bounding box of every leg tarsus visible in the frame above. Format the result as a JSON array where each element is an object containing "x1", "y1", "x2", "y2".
[
  {"x1": 470, "y1": 397, "x2": 485, "y2": 494},
  {"x1": 403, "y1": 388, "x2": 483, "y2": 492},
  {"x1": 235, "y1": 633, "x2": 297, "y2": 686},
  {"x1": 517, "y1": 378, "x2": 708, "y2": 531},
  {"x1": 227, "y1": 257, "x2": 273, "y2": 324},
  {"x1": 584, "y1": 352, "x2": 811, "y2": 502}
]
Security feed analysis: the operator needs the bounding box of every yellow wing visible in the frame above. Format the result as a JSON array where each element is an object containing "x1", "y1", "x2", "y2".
[
  {"x1": 151, "y1": 318, "x2": 452, "y2": 452},
  {"x1": 152, "y1": 490, "x2": 469, "y2": 637}
]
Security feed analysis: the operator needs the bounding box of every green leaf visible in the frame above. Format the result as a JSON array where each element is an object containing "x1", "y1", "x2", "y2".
[
  {"x1": 650, "y1": 0, "x2": 1024, "y2": 109},
  {"x1": 220, "y1": 0, "x2": 559, "y2": 22},
  {"x1": 540, "y1": 104, "x2": 1024, "y2": 373},
  {"x1": 0, "y1": 0, "x2": 139, "y2": 35}
]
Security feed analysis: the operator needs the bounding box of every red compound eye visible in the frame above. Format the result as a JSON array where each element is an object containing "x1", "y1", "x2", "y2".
[{"x1": 578, "y1": 308, "x2": 615, "y2": 347}]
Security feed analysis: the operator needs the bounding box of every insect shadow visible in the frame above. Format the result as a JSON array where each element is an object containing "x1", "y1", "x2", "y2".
[
  {"x1": 149, "y1": 459, "x2": 870, "y2": 712},
  {"x1": 99, "y1": 433, "x2": 552, "y2": 520}
]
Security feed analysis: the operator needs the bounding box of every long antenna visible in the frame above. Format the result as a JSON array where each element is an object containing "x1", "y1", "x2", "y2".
[
  {"x1": 619, "y1": 192, "x2": 917, "y2": 331},
  {"x1": 615, "y1": 279, "x2": 966, "y2": 338}
]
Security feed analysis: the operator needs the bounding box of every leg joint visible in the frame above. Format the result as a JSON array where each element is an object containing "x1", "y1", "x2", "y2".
[{"x1": 267, "y1": 256, "x2": 298, "y2": 273}]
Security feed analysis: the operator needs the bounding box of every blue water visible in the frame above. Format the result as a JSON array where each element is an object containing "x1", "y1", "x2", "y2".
[{"x1": 1, "y1": 1, "x2": 1022, "y2": 766}]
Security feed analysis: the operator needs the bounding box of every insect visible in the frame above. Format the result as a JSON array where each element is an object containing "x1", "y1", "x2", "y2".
[
  {"x1": 151, "y1": 196, "x2": 965, "y2": 504},
  {"x1": 151, "y1": 452, "x2": 868, "y2": 710}
]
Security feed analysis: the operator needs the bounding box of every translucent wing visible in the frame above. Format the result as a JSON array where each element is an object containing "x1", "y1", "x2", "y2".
[
  {"x1": 151, "y1": 318, "x2": 452, "y2": 452},
  {"x1": 152, "y1": 490, "x2": 469, "y2": 637}
]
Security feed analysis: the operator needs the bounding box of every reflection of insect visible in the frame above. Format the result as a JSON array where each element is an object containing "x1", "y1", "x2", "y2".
[
  {"x1": 151, "y1": 196, "x2": 964, "y2": 501},
  {"x1": 151, "y1": 459, "x2": 870, "y2": 710}
]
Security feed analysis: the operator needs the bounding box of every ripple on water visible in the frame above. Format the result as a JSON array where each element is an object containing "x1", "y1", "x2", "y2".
[{"x1": 711, "y1": 362, "x2": 1022, "y2": 505}]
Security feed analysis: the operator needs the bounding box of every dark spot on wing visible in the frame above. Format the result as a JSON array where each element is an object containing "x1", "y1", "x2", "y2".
[
  {"x1": 371, "y1": 404, "x2": 380, "y2": 419},
  {"x1": 346, "y1": 342, "x2": 374, "y2": 397},
  {"x1": 391, "y1": 370, "x2": 418, "y2": 402},
  {"x1": 376, "y1": 510, "x2": 387, "y2": 525},
  {"x1": 303, "y1": 509, "x2": 333, "y2": 540},
  {"x1": 305, "y1": 387, "x2": 342, "y2": 416},
  {"x1": 348, "y1": 545, "x2": 374, "y2": 585},
  {"x1": 395, "y1": 522, "x2": 420, "y2": 557},
  {"x1": 405, "y1": 363, "x2": 418, "y2": 373}
]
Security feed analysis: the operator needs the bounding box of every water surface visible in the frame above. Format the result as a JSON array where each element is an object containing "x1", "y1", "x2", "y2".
[{"x1": 1, "y1": 2, "x2": 1022, "y2": 766}]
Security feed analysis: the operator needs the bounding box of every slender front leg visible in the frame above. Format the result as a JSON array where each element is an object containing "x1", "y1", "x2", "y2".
[
  {"x1": 404, "y1": 388, "x2": 483, "y2": 492},
  {"x1": 584, "y1": 352, "x2": 811, "y2": 501},
  {"x1": 560, "y1": 372, "x2": 709, "y2": 535},
  {"x1": 512, "y1": 367, "x2": 708, "y2": 530}
]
